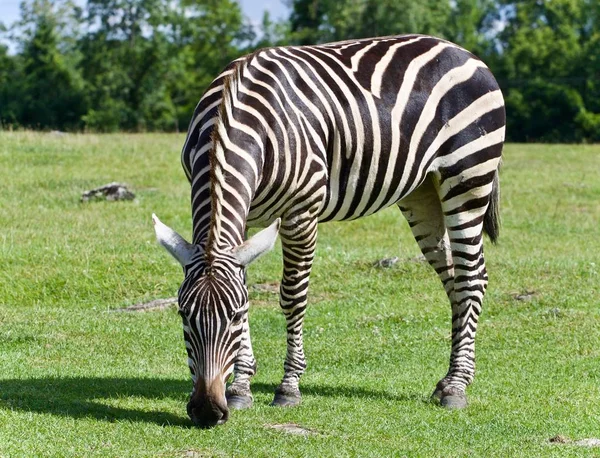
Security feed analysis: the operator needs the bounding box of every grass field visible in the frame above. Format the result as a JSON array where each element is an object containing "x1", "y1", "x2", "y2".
[{"x1": 0, "y1": 132, "x2": 599, "y2": 457}]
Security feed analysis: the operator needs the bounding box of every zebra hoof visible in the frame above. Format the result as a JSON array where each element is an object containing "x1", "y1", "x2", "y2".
[
  {"x1": 226, "y1": 394, "x2": 253, "y2": 410},
  {"x1": 271, "y1": 393, "x2": 301, "y2": 407},
  {"x1": 271, "y1": 386, "x2": 301, "y2": 407},
  {"x1": 431, "y1": 383, "x2": 467, "y2": 409},
  {"x1": 440, "y1": 394, "x2": 468, "y2": 409}
]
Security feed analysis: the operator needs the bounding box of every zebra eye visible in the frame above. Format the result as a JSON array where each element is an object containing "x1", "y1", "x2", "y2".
[{"x1": 231, "y1": 310, "x2": 244, "y2": 325}]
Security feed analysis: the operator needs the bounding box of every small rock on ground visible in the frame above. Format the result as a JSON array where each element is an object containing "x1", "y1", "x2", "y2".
[
  {"x1": 373, "y1": 257, "x2": 399, "y2": 268},
  {"x1": 372, "y1": 254, "x2": 426, "y2": 268},
  {"x1": 512, "y1": 290, "x2": 537, "y2": 301},
  {"x1": 549, "y1": 435, "x2": 570, "y2": 444},
  {"x1": 81, "y1": 182, "x2": 135, "y2": 202}
]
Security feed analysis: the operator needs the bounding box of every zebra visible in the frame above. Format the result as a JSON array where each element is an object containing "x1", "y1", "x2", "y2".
[{"x1": 153, "y1": 34, "x2": 505, "y2": 428}]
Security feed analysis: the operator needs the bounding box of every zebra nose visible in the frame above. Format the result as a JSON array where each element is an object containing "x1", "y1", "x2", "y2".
[{"x1": 187, "y1": 398, "x2": 229, "y2": 428}]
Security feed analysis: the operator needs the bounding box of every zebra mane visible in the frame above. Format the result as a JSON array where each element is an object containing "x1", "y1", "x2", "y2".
[{"x1": 205, "y1": 58, "x2": 249, "y2": 263}]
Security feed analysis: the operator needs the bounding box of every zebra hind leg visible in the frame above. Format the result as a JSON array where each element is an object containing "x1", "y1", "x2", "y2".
[
  {"x1": 398, "y1": 176, "x2": 462, "y2": 406},
  {"x1": 431, "y1": 159, "x2": 500, "y2": 409},
  {"x1": 271, "y1": 214, "x2": 318, "y2": 407}
]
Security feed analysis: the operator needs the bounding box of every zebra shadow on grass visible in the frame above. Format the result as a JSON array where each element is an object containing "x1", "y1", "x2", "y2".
[
  {"x1": 0, "y1": 376, "x2": 193, "y2": 427},
  {"x1": 249, "y1": 382, "x2": 426, "y2": 404},
  {"x1": 0, "y1": 377, "x2": 427, "y2": 426}
]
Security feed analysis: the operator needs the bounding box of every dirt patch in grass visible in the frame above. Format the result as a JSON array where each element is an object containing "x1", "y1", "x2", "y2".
[
  {"x1": 371, "y1": 255, "x2": 426, "y2": 269},
  {"x1": 161, "y1": 450, "x2": 225, "y2": 458},
  {"x1": 112, "y1": 297, "x2": 177, "y2": 312},
  {"x1": 542, "y1": 307, "x2": 565, "y2": 319},
  {"x1": 266, "y1": 423, "x2": 318, "y2": 436},
  {"x1": 511, "y1": 290, "x2": 538, "y2": 302},
  {"x1": 251, "y1": 282, "x2": 280, "y2": 294},
  {"x1": 549, "y1": 436, "x2": 600, "y2": 447}
]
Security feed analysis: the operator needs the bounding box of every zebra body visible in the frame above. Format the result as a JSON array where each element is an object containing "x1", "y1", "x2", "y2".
[{"x1": 155, "y1": 34, "x2": 505, "y2": 427}]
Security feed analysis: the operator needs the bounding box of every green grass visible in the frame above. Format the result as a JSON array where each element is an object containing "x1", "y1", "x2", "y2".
[{"x1": 1, "y1": 132, "x2": 599, "y2": 457}]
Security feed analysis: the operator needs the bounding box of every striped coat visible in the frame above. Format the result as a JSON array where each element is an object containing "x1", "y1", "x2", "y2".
[{"x1": 155, "y1": 34, "x2": 505, "y2": 427}]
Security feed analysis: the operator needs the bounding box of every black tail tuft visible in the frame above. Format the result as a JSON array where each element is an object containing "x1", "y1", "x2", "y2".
[{"x1": 483, "y1": 169, "x2": 500, "y2": 244}]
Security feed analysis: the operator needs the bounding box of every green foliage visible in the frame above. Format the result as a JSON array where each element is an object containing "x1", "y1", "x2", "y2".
[
  {"x1": 7, "y1": 0, "x2": 88, "y2": 130},
  {"x1": 169, "y1": 0, "x2": 254, "y2": 125},
  {"x1": 286, "y1": 0, "x2": 600, "y2": 143},
  {"x1": 576, "y1": 109, "x2": 600, "y2": 142},
  {"x1": 445, "y1": 0, "x2": 497, "y2": 53},
  {"x1": 0, "y1": 43, "x2": 21, "y2": 126},
  {"x1": 504, "y1": 81, "x2": 585, "y2": 143},
  {"x1": 1, "y1": 0, "x2": 600, "y2": 141},
  {"x1": 0, "y1": 0, "x2": 261, "y2": 132},
  {"x1": 1, "y1": 133, "x2": 599, "y2": 455},
  {"x1": 289, "y1": 0, "x2": 453, "y2": 44},
  {"x1": 491, "y1": 0, "x2": 600, "y2": 142}
]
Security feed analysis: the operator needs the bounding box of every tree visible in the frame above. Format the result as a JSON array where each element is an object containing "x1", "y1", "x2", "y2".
[
  {"x1": 173, "y1": 0, "x2": 254, "y2": 123},
  {"x1": 78, "y1": 0, "x2": 177, "y2": 131},
  {"x1": 287, "y1": 0, "x2": 499, "y2": 51},
  {"x1": 444, "y1": 0, "x2": 497, "y2": 54},
  {"x1": 489, "y1": 0, "x2": 600, "y2": 142},
  {"x1": 78, "y1": 0, "x2": 255, "y2": 131},
  {"x1": 0, "y1": 44, "x2": 21, "y2": 127},
  {"x1": 7, "y1": 0, "x2": 87, "y2": 130}
]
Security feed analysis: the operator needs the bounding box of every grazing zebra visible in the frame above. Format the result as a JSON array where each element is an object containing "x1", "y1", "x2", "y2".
[{"x1": 153, "y1": 34, "x2": 505, "y2": 427}]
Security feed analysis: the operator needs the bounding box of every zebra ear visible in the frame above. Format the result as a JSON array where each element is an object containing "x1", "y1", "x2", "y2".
[
  {"x1": 231, "y1": 218, "x2": 281, "y2": 267},
  {"x1": 152, "y1": 213, "x2": 196, "y2": 267}
]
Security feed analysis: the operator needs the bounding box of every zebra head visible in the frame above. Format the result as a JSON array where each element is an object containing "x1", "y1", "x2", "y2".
[{"x1": 152, "y1": 214, "x2": 279, "y2": 427}]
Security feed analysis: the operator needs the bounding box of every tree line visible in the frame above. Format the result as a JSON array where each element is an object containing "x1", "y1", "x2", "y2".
[{"x1": 1, "y1": 0, "x2": 599, "y2": 142}]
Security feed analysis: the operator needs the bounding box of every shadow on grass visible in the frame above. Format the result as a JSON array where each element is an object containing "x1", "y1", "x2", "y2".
[
  {"x1": 0, "y1": 377, "x2": 428, "y2": 426},
  {"x1": 0, "y1": 377, "x2": 192, "y2": 427},
  {"x1": 250, "y1": 382, "x2": 426, "y2": 403}
]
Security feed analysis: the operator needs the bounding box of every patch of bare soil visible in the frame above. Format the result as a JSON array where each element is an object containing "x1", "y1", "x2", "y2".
[
  {"x1": 266, "y1": 423, "x2": 317, "y2": 436},
  {"x1": 249, "y1": 282, "x2": 332, "y2": 308},
  {"x1": 549, "y1": 436, "x2": 600, "y2": 447},
  {"x1": 250, "y1": 282, "x2": 280, "y2": 294},
  {"x1": 112, "y1": 297, "x2": 177, "y2": 312},
  {"x1": 160, "y1": 449, "x2": 224, "y2": 458},
  {"x1": 511, "y1": 290, "x2": 537, "y2": 302},
  {"x1": 371, "y1": 254, "x2": 426, "y2": 268},
  {"x1": 543, "y1": 307, "x2": 564, "y2": 318},
  {"x1": 249, "y1": 282, "x2": 280, "y2": 308}
]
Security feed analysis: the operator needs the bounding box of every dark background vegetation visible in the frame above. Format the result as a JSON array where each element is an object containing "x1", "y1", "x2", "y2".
[{"x1": 0, "y1": 0, "x2": 599, "y2": 142}]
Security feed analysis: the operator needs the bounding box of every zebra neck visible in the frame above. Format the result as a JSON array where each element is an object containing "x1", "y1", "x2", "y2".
[
  {"x1": 200, "y1": 58, "x2": 263, "y2": 263},
  {"x1": 188, "y1": 147, "x2": 249, "y2": 258},
  {"x1": 203, "y1": 144, "x2": 253, "y2": 264}
]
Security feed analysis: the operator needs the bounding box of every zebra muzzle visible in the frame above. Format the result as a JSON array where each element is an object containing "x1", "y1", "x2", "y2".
[{"x1": 187, "y1": 379, "x2": 229, "y2": 428}]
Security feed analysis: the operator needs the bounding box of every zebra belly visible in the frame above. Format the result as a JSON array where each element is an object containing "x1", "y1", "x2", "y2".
[{"x1": 317, "y1": 171, "x2": 418, "y2": 222}]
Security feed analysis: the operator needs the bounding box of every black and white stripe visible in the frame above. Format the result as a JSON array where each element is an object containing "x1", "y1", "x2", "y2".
[{"x1": 170, "y1": 34, "x2": 505, "y2": 423}]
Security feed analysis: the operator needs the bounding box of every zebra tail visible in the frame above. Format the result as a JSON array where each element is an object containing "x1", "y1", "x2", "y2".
[{"x1": 483, "y1": 169, "x2": 500, "y2": 244}]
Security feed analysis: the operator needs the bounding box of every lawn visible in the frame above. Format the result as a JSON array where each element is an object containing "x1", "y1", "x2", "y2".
[{"x1": 0, "y1": 132, "x2": 599, "y2": 457}]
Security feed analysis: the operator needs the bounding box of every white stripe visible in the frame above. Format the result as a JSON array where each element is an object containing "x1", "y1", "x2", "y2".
[{"x1": 370, "y1": 36, "x2": 425, "y2": 98}]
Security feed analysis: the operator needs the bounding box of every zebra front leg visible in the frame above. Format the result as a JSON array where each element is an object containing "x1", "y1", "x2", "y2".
[
  {"x1": 226, "y1": 315, "x2": 257, "y2": 409},
  {"x1": 272, "y1": 216, "x2": 318, "y2": 407}
]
